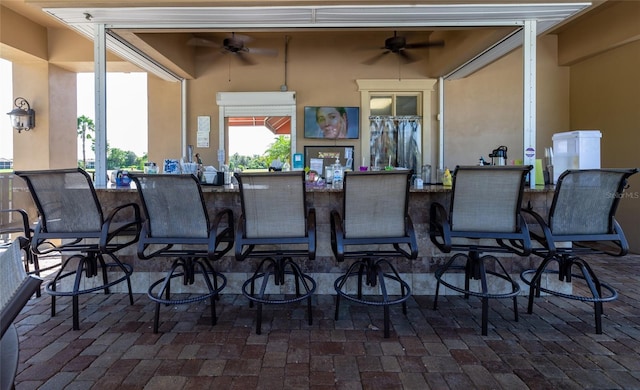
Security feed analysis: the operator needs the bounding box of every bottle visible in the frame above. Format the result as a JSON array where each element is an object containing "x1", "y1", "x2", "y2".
[
  {"x1": 443, "y1": 168, "x2": 452, "y2": 187},
  {"x1": 282, "y1": 160, "x2": 290, "y2": 171},
  {"x1": 195, "y1": 153, "x2": 204, "y2": 182},
  {"x1": 332, "y1": 158, "x2": 343, "y2": 190}
]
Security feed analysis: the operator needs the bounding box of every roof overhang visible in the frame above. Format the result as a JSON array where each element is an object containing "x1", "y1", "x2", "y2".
[{"x1": 43, "y1": 3, "x2": 591, "y2": 81}]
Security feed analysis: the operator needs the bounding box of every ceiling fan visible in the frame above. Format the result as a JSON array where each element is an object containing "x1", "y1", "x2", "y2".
[
  {"x1": 187, "y1": 33, "x2": 278, "y2": 65},
  {"x1": 363, "y1": 31, "x2": 444, "y2": 65}
]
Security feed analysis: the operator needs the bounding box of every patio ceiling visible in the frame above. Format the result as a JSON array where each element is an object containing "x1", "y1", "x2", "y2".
[{"x1": 41, "y1": 2, "x2": 592, "y2": 81}]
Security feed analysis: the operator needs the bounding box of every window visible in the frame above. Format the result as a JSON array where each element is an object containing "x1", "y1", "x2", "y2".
[
  {"x1": 357, "y1": 79, "x2": 438, "y2": 170},
  {"x1": 370, "y1": 94, "x2": 420, "y2": 116}
]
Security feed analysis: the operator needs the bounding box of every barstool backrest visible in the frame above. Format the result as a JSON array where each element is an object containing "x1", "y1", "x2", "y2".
[
  {"x1": 16, "y1": 168, "x2": 103, "y2": 233},
  {"x1": 342, "y1": 170, "x2": 411, "y2": 238},
  {"x1": 450, "y1": 166, "x2": 531, "y2": 233},
  {"x1": 237, "y1": 171, "x2": 306, "y2": 239},
  {"x1": 133, "y1": 174, "x2": 209, "y2": 239},
  {"x1": 550, "y1": 169, "x2": 638, "y2": 235}
]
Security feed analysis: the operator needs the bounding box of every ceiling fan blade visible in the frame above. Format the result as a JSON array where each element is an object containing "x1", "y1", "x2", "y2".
[
  {"x1": 404, "y1": 40, "x2": 445, "y2": 49},
  {"x1": 187, "y1": 37, "x2": 220, "y2": 48},
  {"x1": 362, "y1": 51, "x2": 390, "y2": 65},
  {"x1": 235, "y1": 52, "x2": 256, "y2": 66},
  {"x1": 246, "y1": 47, "x2": 278, "y2": 57},
  {"x1": 398, "y1": 50, "x2": 417, "y2": 64}
]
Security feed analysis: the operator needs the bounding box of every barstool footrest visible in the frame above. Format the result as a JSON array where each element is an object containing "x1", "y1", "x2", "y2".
[{"x1": 334, "y1": 258, "x2": 411, "y2": 338}]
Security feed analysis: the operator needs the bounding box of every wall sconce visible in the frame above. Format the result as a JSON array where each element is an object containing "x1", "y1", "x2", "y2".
[{"x1": 7, "y1": 97, "x2": 36, "y2": 133}]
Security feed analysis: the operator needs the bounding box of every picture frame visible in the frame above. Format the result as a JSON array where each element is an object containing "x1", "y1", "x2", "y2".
[
  {"x1": 304, "y1": 106, "x2": 360, "y2": 139},
  {"x1": 304, "y1": 146, "x2": 354, "y2": 174}
]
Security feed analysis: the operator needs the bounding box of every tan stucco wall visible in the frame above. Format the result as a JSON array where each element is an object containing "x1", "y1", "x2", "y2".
[
  {"x1": 147, "y1": 75, "x2": 182, "y2": 165},
  {"x1": 12, "y1": 61, "x2": 50, "y2": 170},
  {"x1": 444, "y1": 35, "x2": 570, "y2": 168},
  {"x1": 0, "y1": 5, "x2": 48, "y2": 62},
  {"x1": 182, "y1": 31, "x2": 441, "y2": 166},
  {"x1": 11, "y1": 62, "x2": 78, "y2": 170},
  {"x1": 48, "y1": 64, "x2": 78, "y2": 169},
  {"x1": 569, "y1": 40, "x2": 640, "y2": 253}
]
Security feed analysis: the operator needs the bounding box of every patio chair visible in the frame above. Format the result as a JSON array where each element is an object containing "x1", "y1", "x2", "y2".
[
  {"x1": 1, "y1": 208, "x2": 40, "y2": 296},
  {"x1": 430, "y1": 165, "x2": 532, "y2": 335},
  {"x1": 130, "y1": 173, "x2": 234, "y2": 333},
  {"x1": 14, "y1": 168, "x2": 142, "y2": 330},
  {"x1": 331, "y1": 170, "x2": 418, "y2": 338},
  {"x1": 1, "y1": 239, "x2": 43, "y2": 390},
  {"x1": 520, "y1": 168, "x2": 638, "y2": 334},
  {"x1": 235, "y1": 171, "x2": 316, "y2": 335}
]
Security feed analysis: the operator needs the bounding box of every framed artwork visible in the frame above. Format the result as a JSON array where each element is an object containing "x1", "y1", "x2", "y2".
[
  {"x1": 304, "y1": 106, "x2": 360, "y2": 139},
  {"x1": 304, "y1": 146, "x2": 354, "y2": 173}
]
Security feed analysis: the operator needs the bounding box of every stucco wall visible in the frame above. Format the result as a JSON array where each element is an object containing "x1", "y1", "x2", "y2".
[
  {"x1": 181, "y1": 31, "x2": 435, "y2": 166},
  {"x1": 443, "y1": 35, "x2": 570, "y2": 168},
  {"x1": 147, "y1": 75, "x2": 183, "y2": 165},
  {"x1": 569, "y1": 40, "x2": 640, "y2": 253}
]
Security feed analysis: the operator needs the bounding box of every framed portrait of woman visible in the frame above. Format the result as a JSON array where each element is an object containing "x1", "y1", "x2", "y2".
[{"x1": 304, "y1": 106, "x2": 360, "y2": 139}]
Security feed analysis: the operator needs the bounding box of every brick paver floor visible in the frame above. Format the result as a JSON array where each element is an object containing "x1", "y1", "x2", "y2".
[{"x1": 11, "y1": 255, "x2": 640, "y2": 389}]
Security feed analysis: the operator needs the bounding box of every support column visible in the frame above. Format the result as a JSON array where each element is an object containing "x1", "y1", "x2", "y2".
[
  {"x1": 523, "y1": 20, "x2": 537, "y2": 188},
  {"x1": 94, "y1": 24, "x2": 107, "y2": 187}
]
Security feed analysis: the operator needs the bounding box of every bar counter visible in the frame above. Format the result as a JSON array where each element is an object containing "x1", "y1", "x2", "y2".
[{"x1": 94, "y1": 183, "x2": 555, "y2": 295}]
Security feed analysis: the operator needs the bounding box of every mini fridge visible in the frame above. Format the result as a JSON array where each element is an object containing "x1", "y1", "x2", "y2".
[{"x1": 552, "y1": 130, "x2": 601, "y2": 183}]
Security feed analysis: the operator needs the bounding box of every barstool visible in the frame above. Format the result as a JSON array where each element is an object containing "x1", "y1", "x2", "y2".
[
  {"x1": 520, "y1": 168, "x2": 638, "y2": 334},
  {"x1": 330, "y1": 170, "x2": 418, "y2": 338},
  {"x1": 430, "y1": 165, "x2": 532, "y2": 335},
  {"x1": 235, "y1": 171, "x2": 316, "y2": 335},
  {"x1": 130, "y1": 173, "x2": 234, "y2": 333},
  {"x1": 15, "y1": 168, "x2": 142, "y2": 330}
]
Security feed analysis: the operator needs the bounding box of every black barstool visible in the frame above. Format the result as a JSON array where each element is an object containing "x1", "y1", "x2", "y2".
[{"x1": 430, "y1": 165, "x2": 532, "y2": 335}]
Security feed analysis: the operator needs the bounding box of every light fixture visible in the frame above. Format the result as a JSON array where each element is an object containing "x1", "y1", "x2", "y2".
[{"x1": 7, "y1": 97, "x2": 36, "y2": 133}]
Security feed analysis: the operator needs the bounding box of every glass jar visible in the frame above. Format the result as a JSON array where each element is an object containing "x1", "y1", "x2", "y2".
[{"x1": 421, "y1": 164, "x2": 431, "y2": 184}]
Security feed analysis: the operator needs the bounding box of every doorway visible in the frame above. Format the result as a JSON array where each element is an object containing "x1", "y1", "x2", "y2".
[
  {"x1": 227, "y1": 116, "x2": 291, "y2": 171},
  {"x1": 216, "y1": 92, "x2": 297, "y2": 167}
]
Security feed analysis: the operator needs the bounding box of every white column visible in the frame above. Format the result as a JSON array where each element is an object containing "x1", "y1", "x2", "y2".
[
  {"x1": 94, "y1": 24, "x2": 107, "y2": 187},
  {"x1": 523, "y1": 20, "x2": 537, "y2": 188}
]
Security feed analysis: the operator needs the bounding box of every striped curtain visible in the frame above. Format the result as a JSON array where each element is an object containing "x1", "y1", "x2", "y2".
[{"x1": 369, "y1": 116, "x2": 421, "y2": 172}]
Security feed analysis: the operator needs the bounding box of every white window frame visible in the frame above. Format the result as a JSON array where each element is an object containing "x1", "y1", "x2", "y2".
[
  {"x1": 357, "y1": 79, "x2": 438, "y2": 169},
  {"x1": 216, "y1": 91, "x2": 297, "y2": 162}
]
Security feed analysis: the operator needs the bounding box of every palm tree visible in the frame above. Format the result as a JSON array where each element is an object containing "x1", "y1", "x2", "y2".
[{"x1": 77, "y1": 115, "x2": 95, "y2": 168}]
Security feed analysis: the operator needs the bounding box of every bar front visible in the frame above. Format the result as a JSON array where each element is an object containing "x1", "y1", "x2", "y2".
[{"x1": 92, "y1": 184, "x2": 555, "y2": 295}]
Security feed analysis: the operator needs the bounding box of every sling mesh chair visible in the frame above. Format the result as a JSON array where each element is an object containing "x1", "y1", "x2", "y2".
[
  {"x1": 430, "y1": 165, "x2": 532, "y2": 335},
  {"x1": 331, "y1": 170, "x2": 418, "y2": 338},
  {"x1": 130, "y1": 173, "x2": 234, "y2": 333},
  {"x1": 1, "y1": 239, "x2": 43, "y2": 390},
  {"x1": 235, "y1": 171, "x2": 316, "y2": 335},
  {"x1": 1, "y1": 208, "x2": 40, "y2": 296},
  {"x1": 520, "y1": 168, "x2": 638, "y2": 334},
  {"x1": 15, "y1": 168, "x2": 141, "y2": 330}
]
